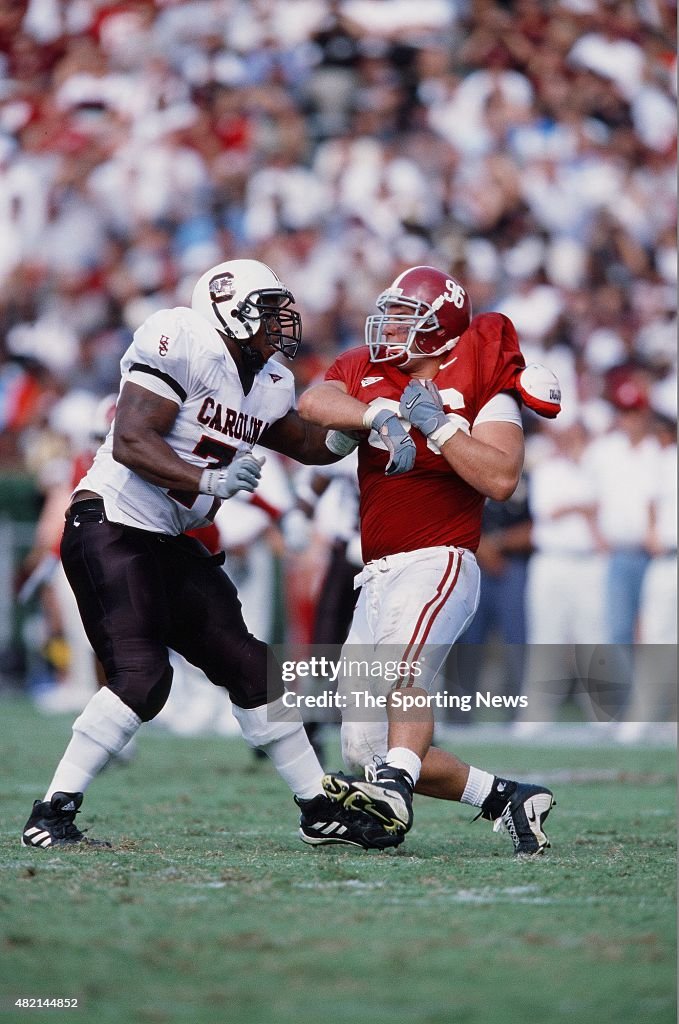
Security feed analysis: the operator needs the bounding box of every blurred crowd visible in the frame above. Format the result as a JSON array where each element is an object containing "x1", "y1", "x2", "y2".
[{"x1": 0, "y1": 0, "x2": 676, "y2": 731}]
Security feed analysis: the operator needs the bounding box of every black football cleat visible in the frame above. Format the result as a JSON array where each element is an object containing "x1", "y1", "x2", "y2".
[
  {"x1": 478, "y1": 779, "x2": 555, "y2": 857},
  {"x1": 296, "y1": 793, "x2": 403, "y2": 850},
  {"x1": 21, "y1": 792, "x2": 111, "y2": 849},
  {"x1": 322, "y1": 762, "x2": 415, "y2": 836}
]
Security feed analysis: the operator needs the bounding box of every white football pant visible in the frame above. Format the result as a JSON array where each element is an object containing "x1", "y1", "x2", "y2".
[{"x1": 337, "y1": 545, "x2": 480, "y2": 772}]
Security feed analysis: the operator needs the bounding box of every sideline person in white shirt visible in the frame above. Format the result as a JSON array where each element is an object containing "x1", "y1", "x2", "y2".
[{"x1": 516, "y1": 419, "x2": 606, "y2": 730}]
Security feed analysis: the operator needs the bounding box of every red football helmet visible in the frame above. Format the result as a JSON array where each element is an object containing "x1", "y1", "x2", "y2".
[{"x1": 365, "y1": 266, "x2": 472, "y2": 364}]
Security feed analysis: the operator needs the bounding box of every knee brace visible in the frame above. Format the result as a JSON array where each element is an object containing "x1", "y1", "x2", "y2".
[{"x1": 341, "y1": 720, "x2": 388, "y2": 774}]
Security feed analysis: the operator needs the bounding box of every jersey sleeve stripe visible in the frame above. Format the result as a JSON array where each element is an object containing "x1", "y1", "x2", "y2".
[{"x1": 128, "y1": 362, "x2": 187, "y2": 402}]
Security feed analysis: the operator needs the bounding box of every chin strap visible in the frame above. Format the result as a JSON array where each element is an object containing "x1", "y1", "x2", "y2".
[
  {"x1": 211, "y1": 302, "x2": 231, "y2": 334},
  {"x1": 212, "y1": 303, "x2": 257, "y2": 345},
  {"x1": 436, "y1": 335, "x2": 460, "y2": 355},
  {"x1": 411, "y1": 334, "x2": 460, "y2": 358}
]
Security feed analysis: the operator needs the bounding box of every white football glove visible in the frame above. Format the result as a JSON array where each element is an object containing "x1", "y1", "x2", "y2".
[{"x1": 199, "y1": 451, "x2": 265, "y2": 498}]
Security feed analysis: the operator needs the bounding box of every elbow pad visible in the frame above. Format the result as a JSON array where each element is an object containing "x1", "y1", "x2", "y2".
[{"x1": 514, "y1": 364, "x2": 561, "y2": 419}]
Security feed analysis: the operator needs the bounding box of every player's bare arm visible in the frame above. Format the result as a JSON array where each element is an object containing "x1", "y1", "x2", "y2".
[
  {"x1": 297, "y1": 380, "x2": 369, "y2": 431},
  {"x1": 111, "y1": 381, "x2": 205, "y2": 491},
  {"x1": 437, "y1": 420, "x2": 524, "y2": 502},
  {"x1": 258, "y1": 408, "x2": 342, "y2": 465},
  {"x1": 299, "y1": 379, "x2": 416, "y2": 476}
]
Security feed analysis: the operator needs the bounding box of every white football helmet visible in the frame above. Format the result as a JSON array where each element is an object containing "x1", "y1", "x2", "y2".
[{"x1": 191, "y1": 259, "x2": 301, "y2": 359}]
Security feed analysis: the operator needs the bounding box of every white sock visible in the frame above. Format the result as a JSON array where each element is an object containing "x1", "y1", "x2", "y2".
[
  {"x1": 460, "y1": 766, "x2": 495, "y2": 807},
  {"x1": 45, "y1": 732, "x2": 111, "y2": 799},
  {"x1": 44, "y1": 688, "x2": 142, "y2": 800},
  {"x1": 386, "y1": 747, "x2": 422, "y2": 787},
  {"x1": 260, "y1": 729, "x2": 324, "y2": 800},
  {"x1": 231, "y1": 699, "x2": 324, "y2": 800}
]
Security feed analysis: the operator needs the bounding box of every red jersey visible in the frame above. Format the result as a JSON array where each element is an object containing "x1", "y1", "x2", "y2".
[{"x1": 325, "y1": 313, "x2": 524, "y2": 560}]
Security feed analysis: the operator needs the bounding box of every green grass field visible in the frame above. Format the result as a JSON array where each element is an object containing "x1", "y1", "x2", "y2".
[{"x1": 0, "y1": 695, "x2": 675, "y2": 1024}]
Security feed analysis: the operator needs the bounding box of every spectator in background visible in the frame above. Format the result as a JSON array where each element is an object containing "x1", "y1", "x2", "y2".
[
  {"x1": 19, "y1": 391, "x2": 116, "y2": 713},
  {"x1": 287, "y1": 453, "x2": 362, "y2": 762},
  {"x1": 587, "y1": 369, "x2": 658, "y2": 647},
  {"x1": 453, "y1": 473, "x2": 532, "y2": 717},
  {"x1": 617, "y1": 381, "x2": 678, "y2": 743},
  {"x1": 526, "y1": 419, "x2": 605, "y2": 645},
  {"x1": 639, "y1": 382, "x2": 678, "y2": 646},
  {"x1": 578, "y1": 368, "x2": 660, "y2": 723},
  {"x1": 293, "y1": 452, "x2": 361, "y2": 648},
  {"x1": 514, "y1": 417, "x2": 607, "y2": 732}
]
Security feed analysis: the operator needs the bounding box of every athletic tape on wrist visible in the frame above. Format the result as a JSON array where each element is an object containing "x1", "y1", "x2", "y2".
[
  {"x1": 429, "y1": 419, "x2": 463, "y2": 447},
  {"x1": 325, "y1": 430, "x2": 359, "y2": 456},
  {"x1": 199, "y1": 468, "x2": 218, "y2": 495},
  {"x1": 362, "y1": 406, "x2": 379, "y2": 429}
]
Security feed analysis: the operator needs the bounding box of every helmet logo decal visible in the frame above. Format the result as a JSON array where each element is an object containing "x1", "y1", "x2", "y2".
[
  {"x1": 444, "y1": 279, "x2": 467, "y2": 309},
  {"x1": 209, "y1": 273, "x2": 236, "y2": 303}
]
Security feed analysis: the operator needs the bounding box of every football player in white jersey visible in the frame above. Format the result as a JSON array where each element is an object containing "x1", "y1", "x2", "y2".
[{"x1": 21, "y1": 259, "x2": 400, "y2": 853}]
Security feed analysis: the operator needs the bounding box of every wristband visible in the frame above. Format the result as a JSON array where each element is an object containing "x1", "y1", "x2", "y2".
[
  {"x1": 429, "y1": 418, "x2": 466, "y2": 447},
  {"x1": 362, "y1": 407, "x2": 379, "y2": 430},
  {"x1": 199, "y1": 468, "x2": 220, "y2": 495},
  {"x1": 325, "y1": 430, "x2": 360, "y2": 456}
]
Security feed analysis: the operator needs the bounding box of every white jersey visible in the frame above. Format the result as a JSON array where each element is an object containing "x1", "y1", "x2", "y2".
[
  {"x1": 583, "y1": 430, "x2": 659, "y2": 547},
  {"x1": 529, "y1": 453, "x2": 598, "y2": 554},
  {"x1": 79, "y1": 306, "x2": 296, "y2": 534}
]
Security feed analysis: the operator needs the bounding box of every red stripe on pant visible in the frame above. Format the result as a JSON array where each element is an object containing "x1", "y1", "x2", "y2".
[{"x1": 399, "y1": 550, "x2": 461, "y2": 687}]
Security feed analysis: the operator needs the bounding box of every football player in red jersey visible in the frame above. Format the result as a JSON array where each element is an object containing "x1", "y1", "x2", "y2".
[{"x1": 298, "y1": 265, "x2": 561, "y2": 856}]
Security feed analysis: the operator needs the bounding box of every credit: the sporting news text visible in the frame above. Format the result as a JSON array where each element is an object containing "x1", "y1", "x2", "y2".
[
  {"x1": 279, "y1": 657, "x2": 528, "y2": 712},
  {"x1": 282, "y1": 690, "x2": 528, "y2": 712}
]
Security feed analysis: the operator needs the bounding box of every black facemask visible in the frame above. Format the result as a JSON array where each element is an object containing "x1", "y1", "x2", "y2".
[{"x1": 236, "y1": 288, "x2": 302, "y2": 360}]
